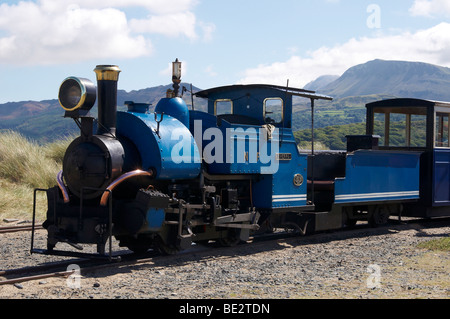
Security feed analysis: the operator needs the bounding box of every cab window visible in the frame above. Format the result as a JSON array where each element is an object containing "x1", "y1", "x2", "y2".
[
  {"x1": 264, "y1": 98, "x2": 283, "y2": 124},
  {"x1": 215, "y1": 99, "x2": 233, "y2": 115}
]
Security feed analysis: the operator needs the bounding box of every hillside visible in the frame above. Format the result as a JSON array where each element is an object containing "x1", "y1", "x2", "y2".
[
  {"x1": 303, "y1": 75, "x2": 339, "y2": 91},
  {"x1": 291, "y1": 94, "x2": 396, "y2": 131},
  {"x1": 318, "y1": 59, "x2": 450, "y2": 100},
  {"x1": 0, "y1": 83, "x2": 204, "y2": 143},
  {"x1": 291, "y1": 59, "x2": 450, "y2": 135}
]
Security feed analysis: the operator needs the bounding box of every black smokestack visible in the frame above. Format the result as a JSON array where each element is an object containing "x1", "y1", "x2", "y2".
[{"x1": 94, "y1": 65, "x2": 121, "y2": 135}]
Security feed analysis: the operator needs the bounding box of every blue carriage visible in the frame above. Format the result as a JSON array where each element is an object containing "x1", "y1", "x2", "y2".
[{"x1": 325, "y1": 98, "x2": 450, "y2": 228}]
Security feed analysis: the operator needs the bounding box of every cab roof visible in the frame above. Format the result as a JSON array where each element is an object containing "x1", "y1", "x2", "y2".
[{"x1": 195, "y1": 84, "x2": 333, "y2": 101}]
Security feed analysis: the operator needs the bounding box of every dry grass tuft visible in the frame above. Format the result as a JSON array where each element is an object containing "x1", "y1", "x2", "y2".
[{"x1": 0, "y1": 131, "x2": 72, "y2": 222}]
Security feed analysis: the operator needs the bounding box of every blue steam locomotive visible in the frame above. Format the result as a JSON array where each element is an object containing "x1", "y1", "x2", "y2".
[{"x1": 31, "y1": 60, "x2": 450, "y2": 259}]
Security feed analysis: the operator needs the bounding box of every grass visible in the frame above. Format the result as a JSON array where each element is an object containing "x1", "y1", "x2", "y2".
[
  {"x1": 0, "y1": 131, "x2": 59, "y2": 188},
  {"x1": 0, "y1": 179, "x2": 48, "y2": 221},
  {"x1": 0, "y1": 131, "x2": 72, "y2": 222},
  {"x1": 417, "y1": 237, "x2": 450, "y2": 252}
]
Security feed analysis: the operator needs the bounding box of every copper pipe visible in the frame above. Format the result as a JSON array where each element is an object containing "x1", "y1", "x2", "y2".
[
  {"x1": 57, "y1": 170, "x2": 70, "y2": 203},
  {"x1": 99, "y1": 170, "x2": 153, "y2": 206}
]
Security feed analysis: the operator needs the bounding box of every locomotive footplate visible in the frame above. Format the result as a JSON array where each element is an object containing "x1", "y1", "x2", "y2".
[{"x1": 213, "y1": 212, "x2": 261, "y2": 230}]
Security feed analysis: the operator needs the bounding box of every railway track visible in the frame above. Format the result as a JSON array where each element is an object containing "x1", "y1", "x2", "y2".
[
  {"x1": 0, "y1": 224, "x2": 43, "y2": 234},
  {"x1": 0, "y1": 248, "x2": 170, "y2": 287},
  {"x1": 1, "y1": 216, "x2": 448, "y2": 287}
]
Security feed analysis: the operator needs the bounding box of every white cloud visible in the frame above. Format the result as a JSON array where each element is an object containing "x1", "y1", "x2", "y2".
[
  {"x1": 199, "y1": 21, "x2": 216, "y2": 43},
  {"x1": 39, "y1": 0, "x2": 198, "y2": 15},
  {"x1": 130, "y1": 12, "x2": 198, "y2": 39},
  {"x1": 410, "y1": 0, "x2": 450, "y2": 17},
  {"x1": 239, "y1": 23, "x2": 450, "y2": 88},
  {"x1": 0, "y1": 0, "x2": 212, "y2": 65}
]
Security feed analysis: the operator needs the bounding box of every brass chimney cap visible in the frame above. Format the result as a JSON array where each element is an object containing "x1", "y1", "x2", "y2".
[{"x1": 94, "y1": 65, "x2": 121, "y2": 81}]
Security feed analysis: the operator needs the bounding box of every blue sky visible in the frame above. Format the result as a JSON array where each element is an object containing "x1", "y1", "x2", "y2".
[{"x1": 1, "y1": 0, "x2": 450, "y2": 103}]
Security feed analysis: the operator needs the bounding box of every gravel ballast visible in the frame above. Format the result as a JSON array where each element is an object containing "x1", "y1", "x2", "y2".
[{"x1": 0, "y1": 219, "x2": 449, "y2": 300}]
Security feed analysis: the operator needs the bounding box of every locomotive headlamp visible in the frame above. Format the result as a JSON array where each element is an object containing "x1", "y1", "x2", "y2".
[
  {"x1": 172, "y1": 58, "x2": 182, "y2": 97},
  {"x1": 58, "y1": 76, "x2": 96, "y2": 117},
  {"x1": 172, "y1": 58, "x2": 182, "y2": 82}
]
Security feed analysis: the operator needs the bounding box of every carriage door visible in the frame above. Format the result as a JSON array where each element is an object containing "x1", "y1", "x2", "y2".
[{"x1": 433, "y1": 112, "x2": 450, "y2": 205}]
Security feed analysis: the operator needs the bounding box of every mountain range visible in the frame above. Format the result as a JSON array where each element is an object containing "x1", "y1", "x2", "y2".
[
  {"x1": 306, "y1": 59, "x2": 450, "y2": 101},
  {"x1": 2, "y1": 59, "x2": 450, "y2": 143}
]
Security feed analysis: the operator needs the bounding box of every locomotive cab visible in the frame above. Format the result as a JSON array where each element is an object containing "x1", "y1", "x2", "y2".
[{"x1": 193, "y1": 85, "x2": 333, "y2": 233}]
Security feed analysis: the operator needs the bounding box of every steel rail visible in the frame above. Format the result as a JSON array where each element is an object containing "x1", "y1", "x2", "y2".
[
  {"x1": 0, "y1": 270, "x2": 75, "y2": 286},
  {"x1": 0, "y1": 224, "x2": 43, "y2": 234}
]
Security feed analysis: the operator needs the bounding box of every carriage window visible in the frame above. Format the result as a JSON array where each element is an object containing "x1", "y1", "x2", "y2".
[
  {"x1": 373, "y1": 110, "x2": 426, "y2": 148},
  {"x1": 264, "y1": 98, "x2": 283, "y2": 124},
  {"x1": 436, "y1": 113, "x2": 449, "y2": 147},
  {"x1": 373, "y1": 112, "x2": 386, "y2": 146},
  {"x1": 389, "y1": 113, "x2": 407, "y2": 147},
  {"x1": 410, "y1": 115, "x2": 426, "y2": 147},
  {"x1": 215, "y1": 99, "x2": 233, "y2": 115}
]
